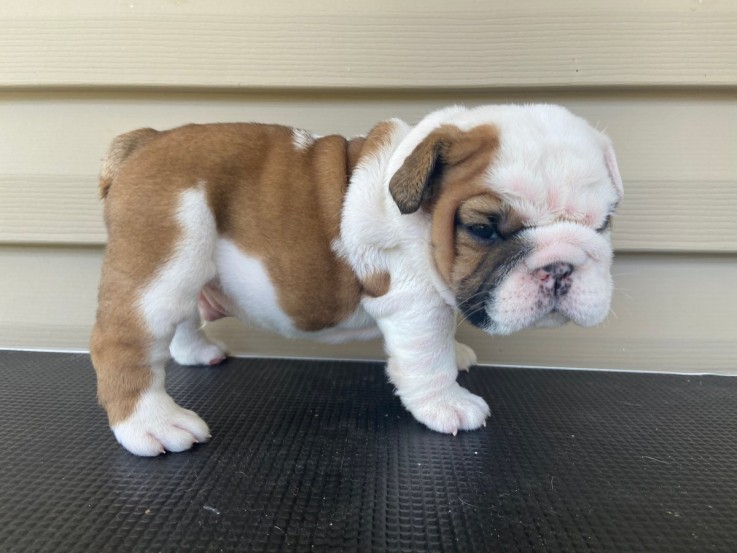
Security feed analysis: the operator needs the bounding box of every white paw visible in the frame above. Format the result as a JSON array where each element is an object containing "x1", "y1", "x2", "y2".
[
  {"x1": 112, "y1": 390, "x2": 211, "y2": 456},
  {"x1": 455, "y1": 341, "x2": 478, "y2": 372},
  {"x1": 170, "y1": 332, "x2": 227, "y2": 366},
  {"x1": 403, "y1": 382, "x2": 490, "y2": 435}
]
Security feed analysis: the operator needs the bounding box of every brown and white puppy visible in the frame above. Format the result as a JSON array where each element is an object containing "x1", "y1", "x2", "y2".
[{"x1": 91, "y1": 105, "x2": 623, "y2": 456}]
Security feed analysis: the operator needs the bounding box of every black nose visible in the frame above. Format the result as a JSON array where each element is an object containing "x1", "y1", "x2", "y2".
[
  {"x1": 542, "y1": 262, "x2": 574, "y2": 281},
  {"x1": 540, "y1": 263, "x2": 574, "y2": 296}
]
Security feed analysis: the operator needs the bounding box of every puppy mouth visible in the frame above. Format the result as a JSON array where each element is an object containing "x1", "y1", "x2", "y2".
[
  {"x1": 471, "y1": 300, "x2": 567, "y2": 335},
  {"x1": 458, "y1": 265, "x2": 568, "y2": 332},
  {"x1": 460, "y1": 281, "x2": 610, "y2": 335},
  {"x1": 459, "y1": 297, "x2": 493, "y2": 329}
]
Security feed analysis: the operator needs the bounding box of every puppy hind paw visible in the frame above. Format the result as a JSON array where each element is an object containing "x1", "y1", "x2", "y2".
[
  {"x1": 455, "y1": 341, "x2": 478, "y2": 372},
  {"x1": 170, "y1": 335, "x2": 228, "y2": 367},
  {"x1": 404, "y1": 383, "x2": 490, "y2": 435},
  {"x1": 112, "y1": 393, "x2": 211, "y2": 456}
]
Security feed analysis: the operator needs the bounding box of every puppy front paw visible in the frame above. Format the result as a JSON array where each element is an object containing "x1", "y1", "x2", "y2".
[
  {"x1": 455, "y1": 341, "x2": 478, "y2": 372},
  {"x1": 111, "y1": 391, "x2": 211, "y2": 456},
  {"x1": 404, "y1": 383, "x2": 490, "y2": 435}
]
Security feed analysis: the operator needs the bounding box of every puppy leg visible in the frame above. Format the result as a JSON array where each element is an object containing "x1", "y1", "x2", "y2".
[
  {"x1": 170, "y1": 312, "x2": 227, "y2": 366},
  {"x1": 92, "y1": 265, "x2": 213, "y2": 455},
  {"x1": 376, "y1": 303, "x2": 490, "y2": 435},
  {"x1": 91, "y1": 185, "x2": 216, "y2": 456},
  {"x1": 455, "y1": 341, "x2": 478, "y2": 372}
]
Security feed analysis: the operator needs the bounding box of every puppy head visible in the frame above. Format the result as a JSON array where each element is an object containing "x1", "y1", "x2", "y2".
[{"x1": 388, "y1": 104, "x2": 623, "y2": 334}]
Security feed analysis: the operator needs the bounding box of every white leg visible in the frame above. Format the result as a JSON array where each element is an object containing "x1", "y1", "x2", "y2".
[
  {"x1": 375, "y1": 299, "x2": 490, "y2": 435},
  {"x1": 455, "y1": 341, "x2": 478, "y2": 372},
  {"x1": 170, "y1": 314, "x2": 227, "y2": 366}
]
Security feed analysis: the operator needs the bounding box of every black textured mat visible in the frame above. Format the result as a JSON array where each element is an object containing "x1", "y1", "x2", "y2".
[{"x1": 1, "y1": 350, "x2": 737, "y2": 552}]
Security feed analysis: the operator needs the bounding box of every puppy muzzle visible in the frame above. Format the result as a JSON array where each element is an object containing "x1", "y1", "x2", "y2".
[{"x1": 481, "y1": 222, "x2": 615, "y2": 335}]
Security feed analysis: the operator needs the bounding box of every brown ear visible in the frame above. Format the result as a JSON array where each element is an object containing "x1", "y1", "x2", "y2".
[{"x1": 388, "y1": 124, "x2": 499, "y2": 214}]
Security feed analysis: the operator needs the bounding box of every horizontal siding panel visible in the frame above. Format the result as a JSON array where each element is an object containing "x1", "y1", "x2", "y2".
[
  {"x1": 0, "y1": 247, "x2": 734, "y2": 373},
  {"x1": 0, "y1": 175, "x2": 102, "y2": 245},
  {"x1": 1, "y1": 90, "x2": 735, "y2": 252},
  {"x1": 2, "y1": 91, "x2": 734, "y2": 181},
  {"x1": 0, "y1": 2, "x2": 735, "y2": 89},
  {"x1": 2, "y1": 175, "x2": 735, "y2": 252},
  {"x1": 613, "y1": 180, "x2": 737, "y2": 252}
]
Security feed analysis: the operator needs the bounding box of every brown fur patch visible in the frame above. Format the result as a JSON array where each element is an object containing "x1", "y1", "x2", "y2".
[
  {"x1": 91, "y1": 303, "x2": 153, "y2": 426},
  {"x1": 362, "y1": 271, "x2": 391, "y2": 297},
  {"x1": 99, "y1": 128, "x2": 160, "y2": 198},
  {"x1": 357, "y1": 121, "x2": 398, "y2": 163},
  {"x1": 91, "y1": 173, "x2": 182, "y2": 423},
  {"x1": 166, "y1": 125, "x2": 360, "y2": 332},
  {"x1": 346, "y1": 136, "x2": 367, "y2": 176},
  {"x1": 449, "y1": 196, "x2": 527, "y2": 287},
  {"x1": 444, "y1": 194, "x2": 506, "y2": 284},
  {"x1": 389, "y1": 123, "x2": 502, "y2": 287},
  {"x1": 389, "y1": 124, "x2": 499, "y2": 215}
]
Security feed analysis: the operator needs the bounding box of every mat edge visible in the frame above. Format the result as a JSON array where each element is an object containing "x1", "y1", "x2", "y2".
[{"x1": 2, "y1": 346, "x2": 735, "y2": 377}]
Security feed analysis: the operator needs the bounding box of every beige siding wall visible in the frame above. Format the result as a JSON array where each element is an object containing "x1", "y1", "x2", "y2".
[{"x1": 1, "y1": 1, "x2": 735, "y2": 372}]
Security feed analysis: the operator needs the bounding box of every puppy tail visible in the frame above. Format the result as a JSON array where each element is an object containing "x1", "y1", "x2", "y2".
[{"x1": 99, "y1": 128, "x2": 159, "y2": 199}]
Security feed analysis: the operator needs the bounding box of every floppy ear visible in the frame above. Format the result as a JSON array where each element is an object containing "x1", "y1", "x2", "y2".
[
  {"x1": 603, "y1": 142, "x2": 624, "y2": 202},
  {"x1": 388, "y1": 128, "x2": 448, "y2": 214},
  {"x1": 389, "y1": 124, "x2": 498, "y2": 214}
]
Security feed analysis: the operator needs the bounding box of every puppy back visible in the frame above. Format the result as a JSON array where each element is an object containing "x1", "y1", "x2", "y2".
[{"x1": 99, "y1": 128, "x2": 160, "y2": 198}]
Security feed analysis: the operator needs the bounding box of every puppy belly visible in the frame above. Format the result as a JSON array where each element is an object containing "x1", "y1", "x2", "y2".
[{"x1": 215, "y1": 238, "x2": 379, "y2": 342}]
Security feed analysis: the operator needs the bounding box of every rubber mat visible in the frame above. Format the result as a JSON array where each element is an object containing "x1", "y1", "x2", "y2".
[{"x1": 1, "y1": 350, "x2": 736, "y2": 552}]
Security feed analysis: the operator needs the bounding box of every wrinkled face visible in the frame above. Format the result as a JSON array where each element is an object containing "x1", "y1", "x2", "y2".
[{"x1": 389, "y1": 105, "x2": 623, "y2": 335}]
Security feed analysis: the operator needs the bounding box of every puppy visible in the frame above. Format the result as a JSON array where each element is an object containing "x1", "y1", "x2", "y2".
[{"x1": 91, "y1": 105, "x2": 623, "y2": 456}]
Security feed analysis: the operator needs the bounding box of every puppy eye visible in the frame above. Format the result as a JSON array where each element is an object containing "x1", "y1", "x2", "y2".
[{"x1": 466, "y1": 223, "x2": 499, "y2": 242}]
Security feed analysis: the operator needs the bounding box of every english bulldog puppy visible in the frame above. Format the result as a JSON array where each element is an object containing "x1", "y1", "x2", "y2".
[{"x1": 91, "y1": 105, "x2": 623, "y2": 456}]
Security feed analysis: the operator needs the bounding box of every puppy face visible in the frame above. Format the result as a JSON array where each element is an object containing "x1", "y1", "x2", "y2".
[{"x1": 389, "y1": 105, "x2": 623, "y2": 335}]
